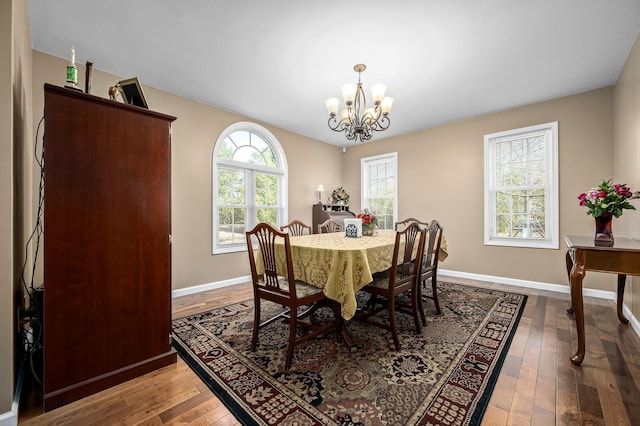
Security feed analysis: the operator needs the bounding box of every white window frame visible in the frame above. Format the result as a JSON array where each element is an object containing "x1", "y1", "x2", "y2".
[
  {"x1": 484, "y1": 122, "x2": 558, "y2": 249},
  {"x1": 212, "y1": 122, "x2": 288, "y2": 254},
  {"x1": 361, "y1": 152, "x2": 398, "y2": 230}
]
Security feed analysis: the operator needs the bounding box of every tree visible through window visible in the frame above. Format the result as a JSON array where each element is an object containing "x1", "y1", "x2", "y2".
[
  {"x1": 213, "y1": 123, "x2": 287, "y2": 254},
  {"x1": 484, "y1": 122, "x2": 558, "y2": 249}
]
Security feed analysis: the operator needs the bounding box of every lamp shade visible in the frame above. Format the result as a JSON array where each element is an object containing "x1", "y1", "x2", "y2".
[
  {"x1": 325, "y1": 98, "x2": 339, "y2": 115},
  {"x1": 341, "y1": 84, "x2": 357, "y2": 104},
  {"x1": 341, "y1": 109, "x2": 351, "y2": 123},
  {"x1": 316, "y1": 184, "x2": 324, "y2": 193},
  {"x1": 370, "y1": 83, "x2": 387, "y2": 104},
  {"x1": 381, "y1": 97, "x2": 394, "y2": 114}
]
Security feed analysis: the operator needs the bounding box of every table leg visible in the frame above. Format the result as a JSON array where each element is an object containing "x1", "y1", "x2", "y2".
[
  {"x1": 569, "y1": 249, "x2": 586, "y2": 366},
  {"x1": 330, "y1": 301, "x2": 365, "y2": 351},
  {"x1": 565, "y1": 249, "x2": 575, "y2": 315},
  {"x1": 617, "y1": 274, "x2": 630, "y2": 325}
]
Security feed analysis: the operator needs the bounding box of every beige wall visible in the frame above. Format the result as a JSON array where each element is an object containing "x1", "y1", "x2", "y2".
[
  {"x1": 31, "y1": 51, "x2": 345, "y2": 291},
  {"x1": 1, "y1": 0, "x2": 14, "y2": 415},
  {"x1": 342, "y1": 88, "x2": 617, "y2": 291},
  {"x1": 614, "y1": 32, "x2": 640, "y2": 319},
  {"x1": 2, "y1": 0, "x2": 33, "y2": 417}
]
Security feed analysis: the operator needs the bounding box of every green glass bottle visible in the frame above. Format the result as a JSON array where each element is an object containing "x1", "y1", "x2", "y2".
[{"x1": 65, "y1": 46, "x2": 78, "y2": 88}]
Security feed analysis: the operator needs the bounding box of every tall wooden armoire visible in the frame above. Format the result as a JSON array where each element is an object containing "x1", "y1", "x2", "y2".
[{"x1": 42, "y1": 84, "x2": 177, "y2": 411}]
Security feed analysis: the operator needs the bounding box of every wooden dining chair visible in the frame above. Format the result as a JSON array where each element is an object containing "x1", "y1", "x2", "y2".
[
  {"x1": 280, "y1": 219, "x2": 312, "y2": 236},
  {"x1": 317, "y1": 218, "x2": 344, "y2": 234},
  {"x1": 245, "y1": 222, "x2": 338, "y2": 370},
  {"x1": 353, "y1": 223, "x2": 426, "y2": 350},
  {"x1": 395, "y1": 217, "x2": 427, "y2": 232},
  {"x1": 418, "y1": 220, "x2": 444, "y2": 316},
  {"x1": 394, "y1": 218, "x2": 444, "y2": 318}
]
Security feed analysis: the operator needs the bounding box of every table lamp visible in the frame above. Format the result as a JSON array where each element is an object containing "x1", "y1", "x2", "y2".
[{"x1": 316, "y1": 184, "x2": 324, "y2": 203}]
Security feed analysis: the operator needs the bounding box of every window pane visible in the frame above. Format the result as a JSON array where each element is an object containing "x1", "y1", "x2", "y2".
[
  {"x1": 251, "y1": 133, "x2": 269, "y2": 152},
  {"x1": 218, "y1": 137, "x2": 236, "y2": 160},
  {"x1": 257, "y1": 208, "x2": 277, "y2": 224},
  {"x1": 234, "y1": 145, "x2": 266, "y2": 165},
  {"x1": 218, "y1": 168, "x2": 245, "y2": 204},
  {"x1": 218, "y1": 207, "x2": 245, "y2": 245},
  {"x1": 231, "y1": 130, "x2": 251, "y2": 147},
  {"x1": 496, "y1": 214, "x2": 511, "y2": 237},
  {"x1": 262, "y1": 148, "x2": 277, "y2": 168},
  {"x1": 528, "y1": 160, "x2": 545, "y2": 185},
  {"x1": 255, "y1": 173, "x2": 277, "y2": 206},
  {"x1": 529, "y1": 189, "x2": 545, "y2": 213},
  {"x1": 370, "y1": 196, "x2": 393, "y2": 230},
  {"x1": 528, "y1": 136, "x2": 545, "y2": 160}
]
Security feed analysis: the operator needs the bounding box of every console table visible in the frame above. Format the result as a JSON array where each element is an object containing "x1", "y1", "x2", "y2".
[{"x1": 564, "y1": 235, "x2": 640, "y2": 365}]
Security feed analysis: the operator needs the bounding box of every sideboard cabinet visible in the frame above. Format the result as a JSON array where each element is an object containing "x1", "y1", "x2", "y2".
[
  {"x1": 312, "y1": 202, "x2": 355, "y2": 233},
  {"x1": 43, "y1": 84, "x2": 177, "y2": 411}
]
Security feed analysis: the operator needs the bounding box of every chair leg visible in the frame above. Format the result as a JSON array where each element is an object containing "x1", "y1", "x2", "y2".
[
  {"x1": 251, "y1": 298, "x2": 261, "y2": 351},
  {"x1": 388, "y1": 300, "x2": 401, "y2": 351},
  {"x1": 285, "y1": 314, "x2": 297, "y2": 370},
  {"x1": 412, "y1": 286, "x2": 424, "y2": 333},
  {"x1": 417, "y1": 281, "x2": 427, "y2": 326},
  {"x1": 431, "y1": 276, "x2": 442, "y2": 315}
]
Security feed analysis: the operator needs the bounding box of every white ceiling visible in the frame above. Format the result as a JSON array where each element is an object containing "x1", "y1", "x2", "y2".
[{"x1": 27, "y1": 1, "x2": 640, "y2": 147}]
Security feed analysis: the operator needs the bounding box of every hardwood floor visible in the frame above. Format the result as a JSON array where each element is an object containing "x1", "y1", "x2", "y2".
[{"x1": 18, "y1": 277, "x2": 640, "y2": 425}]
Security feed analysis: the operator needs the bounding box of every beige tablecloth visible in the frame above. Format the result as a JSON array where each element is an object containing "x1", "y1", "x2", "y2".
[{"x1": 256, "y1": 230, "x2": 448, "y2": 320}]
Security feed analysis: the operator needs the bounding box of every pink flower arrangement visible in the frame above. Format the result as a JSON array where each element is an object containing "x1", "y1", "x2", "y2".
[
  {"x1": 578, "y1": 179, "x2": 638, "y2": 218},
  {"x1": 357, "y1": 210, "x2": 377, "y2": 226}
]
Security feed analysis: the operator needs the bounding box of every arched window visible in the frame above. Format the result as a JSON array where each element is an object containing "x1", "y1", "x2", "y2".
[{"x1": 212, "y1": 122, "x2": 288, "y2": 254}]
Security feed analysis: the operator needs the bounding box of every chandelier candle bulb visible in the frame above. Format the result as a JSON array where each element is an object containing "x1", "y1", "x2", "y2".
[
  {"x1": 370, "y1": 83, "x2": 387, "y2": 103},
  {"x1": 381, "y1": 97, "x2": 394, "y2": 114},
  {"x1": 341, "y1": 84, "x2": 357, "y2": 103},
  {"x1": 325, "y1": 98, "x2": 339, "y2": 115}
]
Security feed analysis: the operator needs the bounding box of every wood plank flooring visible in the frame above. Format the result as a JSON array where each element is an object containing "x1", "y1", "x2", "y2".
[{"x1": 18, "y1": 277, "x2": 640, "y2": 425}]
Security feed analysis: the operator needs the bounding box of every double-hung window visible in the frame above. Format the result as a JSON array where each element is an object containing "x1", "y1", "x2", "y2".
[
  {"x1": 484, "y1": 122, "x2": 558, "y2": 249},
  {"x1": 212, "y1": 123, "x2": 287, "y2": 254},
  {"x1": 361, "y1": 152, "x2": 398, "y2": 230}
]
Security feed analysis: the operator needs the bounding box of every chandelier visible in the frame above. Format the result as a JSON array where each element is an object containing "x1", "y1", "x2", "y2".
[{"x1": 325, "y1": 64, "x2": 394, "y2": 143}]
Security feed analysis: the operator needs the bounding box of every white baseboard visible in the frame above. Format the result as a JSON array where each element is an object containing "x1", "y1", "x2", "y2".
[
  {"x1": 0, "y1": 362, "x2": 23, "y2": 426},
  {"x1": 0, "y1": 412, "x2": 17, "y2": 426},
  {"x1": 171, "y1": 275, "x2": 251, "y2": 298},
  {"x1": 439, "y1": 268, "x2": 640, "y2": 337}
]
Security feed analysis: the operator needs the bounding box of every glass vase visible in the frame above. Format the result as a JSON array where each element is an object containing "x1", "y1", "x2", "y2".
[
  {"x1": 594, "y1": 212, "x2": 614, "y2": 247},
  {"x1": 362, "y1": 223, "x2": 376, "y2": 236}
]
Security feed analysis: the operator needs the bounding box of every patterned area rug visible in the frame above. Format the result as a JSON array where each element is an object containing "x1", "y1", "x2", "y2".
[{"x1": 172, "y1": 282, "x2": 527, "y2": 425}]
